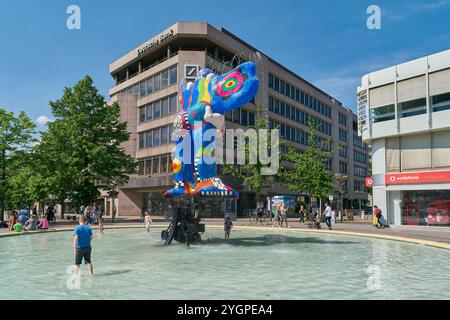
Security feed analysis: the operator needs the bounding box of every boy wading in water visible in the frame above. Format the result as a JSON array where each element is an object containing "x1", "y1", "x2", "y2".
[
  {"x1": 73, "y1": 215, "x2": 94, "y2": 277},
  {"x1": 224, "y1": 216, "x2": 233, "y2": 239}
]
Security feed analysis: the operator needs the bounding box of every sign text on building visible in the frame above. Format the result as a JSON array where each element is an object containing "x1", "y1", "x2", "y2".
[{"x1": 137, "y1": 29, "x2": 174, "y2": 56}]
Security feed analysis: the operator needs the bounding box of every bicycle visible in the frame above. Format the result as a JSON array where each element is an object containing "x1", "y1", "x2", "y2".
[{"x1": 249, "y1": 210, "x2": 270, "y2": 225}]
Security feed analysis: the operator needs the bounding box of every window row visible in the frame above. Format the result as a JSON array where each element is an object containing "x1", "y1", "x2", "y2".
[
  {"x1": 339, "y1": 161, "x2": 348, "y2": 174},
  {"x1": 225, "y1": 108, "x2": 256, "y2": 127},
  {"x1": 339, "y1": 112, "x2": 347, "y2": 126},
  {"x1": 354, "y1": 166, "x2": 368, "y2": 178},
  {"x1": 138, "y1": 125, "x2": 173, "y2": 149},
  {"x1": 353, "y1": 151, "x2": 367, "y2": 164},
  {"x1": 371, "y1": 91, "x2": 450, "y2": 123},
  {"x1": 137, "y1": 154, "x2": 171, "y2": 176},
  {"x1": 271, "y1": 120, "x2": 308, "y2": 146},
  {"x1": 353, "y1": 134, "x2": 367, "y2": 150},
  {"x1": 121, "y1": 65, "x2": 177, "y2": 98},
  {"x1": 339, "y1": 146, "x2": 348, "y2": 158},
  {"x1": 354, "y1": 180, "x2": 366, "y2": 192},
  {"x1": 269, "y1": 96, "x2": 332, "y2": 135},
  {"x1": 139, "y1": 95, "x2": 178, "y2": 124},
  {"x1": 269, "y1": 73, "x2": 332, "y2": 118}
]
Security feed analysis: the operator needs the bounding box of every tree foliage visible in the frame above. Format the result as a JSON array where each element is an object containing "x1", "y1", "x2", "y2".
[
  {"x1": 0, "y1": 109, "x2": 36, "y2": 216},
  {"x1": 33, "y1": 76, "x2": 136, "y2": 211},
  {"x1": 277, "y1": 118, "x2": 333, "y2": 209}
]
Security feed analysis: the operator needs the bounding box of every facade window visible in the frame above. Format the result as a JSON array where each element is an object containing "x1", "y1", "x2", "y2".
[
  {"x1": 161, "y1": 70, "x2": 169, "y2": 90},
  {"x1": 339, "y1": 161, "x2": 348, "y2": 174},
  {"x1": 161, "y1": 98, "x2": 169, "y2": 117},
  {"x1": 161, "y1": 126, "x2": 169, "y2": 145},
  {"x1": 153, "y1": 100, "x2": 161, "y2": 119},
  {"x1": 353, "y1": 150, "x2": 367, "y2": 164},
  {"x1": 146, "y1": 131, "x2": 153, "y2": 148},
  {"x1": 354, "y1": 180, "x2": 366, "y2": 192},
  {"x1": 138, "y1": 161, "x2": 145, "y2": 175},
  {"x1": 153, "y1": 128, "x2": 161, "y2": 146},
  {"x1": 339, "y1": 129, "x2": 347, "y2": 142},
  {"x1": 268, "y1": 73, "x2": 332, "y2": 118},
  {"x1": 353, "y1": 134, "x2": 366, "y2": 150},
  {"x1": 146, "y1": 103, "x2": 153, "y2": 122},
  {"x1": 139, "y1": 107, "x2": 146, "y2": 124},
  {"x1": 339, "y1": 146, "x2": 347, "y2": 158},
  {"x1": 354, "y1": 166, "x2": 367, "y2": 177},
  {"x1": 169, "y1": 66, "x2": 177, "y2": 85},
  {"x1": 146, "y1": 77, "x2": 154, "y2": 95},
  {"x1": 432, "y1": 92, "x2": 450, "y2": 112},
  {"x1": 145, "y1": 159, "x2": 152, "y2": 175},
  {"x1": 169, "y1": 95, "x2": 177, "y2": 114},
  {"x1": 121, "y1": 65, "x2": 177, "y2": 98},
  {"x1": 339, "y1": 113, "x2": 347, "y2": 126},
  {"x1": 139, "y1": 134, "x2": 145, "y2": 149},
  {"x1": 400, "y1": 98, "x2": 427, "y2": 118},
  {"x1": 372, "y1": 104, "x2": 395, "y2": 122},
  {"x1": 248, "y1": 112, "x2": 255, "y2": 126},
  {"x1": 154, "y1": 73, "x2": 161, "y2": 92}
]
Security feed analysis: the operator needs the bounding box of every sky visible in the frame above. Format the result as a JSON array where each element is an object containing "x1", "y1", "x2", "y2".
[{"x1": 0, "y1": 0, "x2": 449, "y2": 130}]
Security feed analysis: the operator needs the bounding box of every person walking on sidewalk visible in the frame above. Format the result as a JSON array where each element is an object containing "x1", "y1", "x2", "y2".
[
  {"x1": 298, "y1": 205, "x2": 306, "y2": 224},
  {"x1": 323, "y1": 203, "x2": 332, "y2": 230}
]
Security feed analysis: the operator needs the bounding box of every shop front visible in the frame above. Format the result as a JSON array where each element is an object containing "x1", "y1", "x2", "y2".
[{"x1": 384, "y1": 171, "x2": 450, "y2": 227}]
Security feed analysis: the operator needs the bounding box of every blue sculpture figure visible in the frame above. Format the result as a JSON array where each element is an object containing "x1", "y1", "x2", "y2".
[{"x1": 164, "y1": 62, "x2": 259, "y2": 198}]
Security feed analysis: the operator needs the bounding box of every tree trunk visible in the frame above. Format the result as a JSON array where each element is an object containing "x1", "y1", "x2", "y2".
[{"x1": 60, "y1": 200, "x2": 65, "y2": 220}]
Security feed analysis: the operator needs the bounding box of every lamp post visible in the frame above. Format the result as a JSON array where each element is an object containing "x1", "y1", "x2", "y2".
[
  {"x1": 334, "y1": 173, "x2": 348, "y2": 223},
  {"x1": 108, "y1": 187, "x2": 119, "y2": 223}
]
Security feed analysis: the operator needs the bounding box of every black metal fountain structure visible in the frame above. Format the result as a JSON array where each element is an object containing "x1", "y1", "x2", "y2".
[{"x1": 161, "y1": 196, "x2": 234, "y2": 247}]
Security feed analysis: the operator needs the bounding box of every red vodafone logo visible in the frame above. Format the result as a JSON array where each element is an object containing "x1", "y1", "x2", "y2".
[
  {"x1": 365, "y1": 178, "x2": 373, "y2": 187},
  {"x1": 389, "y1": 176, "x2": 396, "y2": 182}
]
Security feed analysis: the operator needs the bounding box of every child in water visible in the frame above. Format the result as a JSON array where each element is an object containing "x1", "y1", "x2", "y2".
[
  {"x1": 224, "y1": 216, "x2": 233, "y2": 239},
  {"x1": 98, "y1": 214, "x2": 105, "y2": 234}
]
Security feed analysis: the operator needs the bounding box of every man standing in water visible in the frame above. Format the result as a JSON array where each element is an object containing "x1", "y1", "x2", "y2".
[{"x1": 73, "y1": 215, "x2": 94, "y2": 276}]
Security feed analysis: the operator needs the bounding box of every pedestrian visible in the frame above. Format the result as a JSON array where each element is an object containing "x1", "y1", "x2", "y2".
[
  {"x1": 144, "y1": 211, "x2": 153, "y2": 232},
  {"x1": 280, "y1": 203, "x2": 289, "y2": 228},
  {"x1": 224, "y1": 216, "x2": 233, "y2": 239},
  {"x1": 298, "y1": 205, "x2": 306, "y2": 224},
  {"x1": 374, "y1": 205, "x2": 385, "y2": 229},
  {"x1": 323, "y1": 202, "x2": 332, "y2": 230},
  {"x1": 98, "y1": 214, "x2": 105, "y2": 234},
  {"x1": 73, "y1": 215, "x2": 94, "y2": 277},
  {"x1": 272, "y1": 203, "x2": 282, "y2": 228}
]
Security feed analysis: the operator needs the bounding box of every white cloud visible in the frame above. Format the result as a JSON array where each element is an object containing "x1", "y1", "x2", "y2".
[{"x1": 36, "y1": 115, "x2": 51, "y2": 125}]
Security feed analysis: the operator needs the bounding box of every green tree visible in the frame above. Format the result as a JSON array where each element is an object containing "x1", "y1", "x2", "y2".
[
  {"x1": 0, "y1": 109, "x2": 36, "y2": 221},
  {"x1": 277, "y1": 118, "x2": 333, "y2": 211},
  {"x1": 34, "y1": 76, "x2": 136, "y2": 216},
  {"x1": 223, "y1": 105, "x2": 280, "y2": 208}
]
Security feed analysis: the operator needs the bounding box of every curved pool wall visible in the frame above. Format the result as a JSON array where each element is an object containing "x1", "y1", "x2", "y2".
[{"x1": 1, "y1": 227, "x2": 450, "y2": 299}]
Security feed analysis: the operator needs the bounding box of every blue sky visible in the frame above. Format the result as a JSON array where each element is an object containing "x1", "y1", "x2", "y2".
[{"x1": 0, "y1": 0, "x2": 449, "y2": 129}]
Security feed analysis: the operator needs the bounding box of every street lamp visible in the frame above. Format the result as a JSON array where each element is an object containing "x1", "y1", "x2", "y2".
[{"x1": 334, "y1": 173, "x2": 348, "y2": 223}]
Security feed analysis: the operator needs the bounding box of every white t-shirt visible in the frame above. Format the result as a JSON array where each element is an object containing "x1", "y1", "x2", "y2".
[{"x1": 324, "y1": 206, "x2": 332, "y2": 217}]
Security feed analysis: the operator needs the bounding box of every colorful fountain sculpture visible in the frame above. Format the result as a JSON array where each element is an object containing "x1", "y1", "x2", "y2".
[{"x1": 161, "y1": 62, "x2": 259, "y2": 245}]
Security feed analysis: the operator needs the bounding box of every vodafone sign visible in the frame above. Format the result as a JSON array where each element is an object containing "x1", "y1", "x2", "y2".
[
  {"x1": 385, "y1": 170, "x2": 450, "y2": 185},
  {"x1": 365, "y1": 178, "x2": 373, "y2": 187}
]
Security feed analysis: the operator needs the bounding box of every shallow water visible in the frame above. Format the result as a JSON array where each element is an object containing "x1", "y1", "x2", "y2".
[{"x1": 1, "y1": 227, "x2": 449, "y2": 299}]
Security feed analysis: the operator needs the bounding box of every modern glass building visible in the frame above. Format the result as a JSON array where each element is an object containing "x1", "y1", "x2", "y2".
[
  {"x1": 106, "y1": 22, "x2": 368, "y2": 218},
  {"x1": 358, "y1": 49, "x2": 450, "y2": 226}
]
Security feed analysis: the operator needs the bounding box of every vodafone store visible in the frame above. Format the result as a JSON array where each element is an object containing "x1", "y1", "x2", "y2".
[{"x1": 370, "y1": 171, "x2": 450, "y2": 227}]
